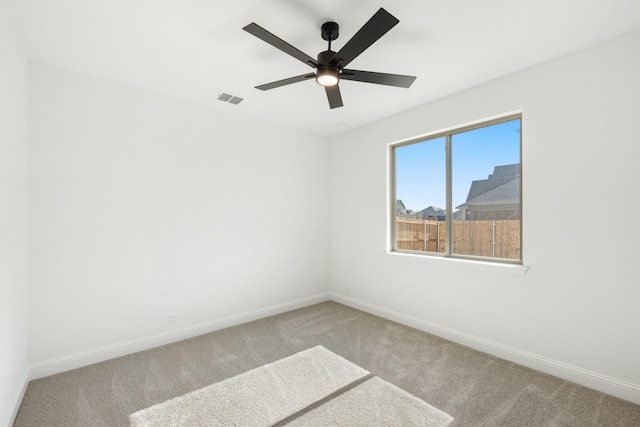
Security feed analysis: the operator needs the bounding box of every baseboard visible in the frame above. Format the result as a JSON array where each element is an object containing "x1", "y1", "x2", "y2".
[
  {"x1": 26, "y1": 291, "x2": 640, "y2": 404},
  {"x1": 329, "y1": 292, "x2": 640, "y2": 405},
  {"x1": 30, "y1": 292, "x2": 330, "y2": 380},
  {"x1": 6, "y1": 367, "x2": 29, "y2": 427}
]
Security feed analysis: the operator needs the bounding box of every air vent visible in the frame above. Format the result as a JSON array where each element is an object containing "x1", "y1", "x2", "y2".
[{"x1": 217, "y1": 92, "x2": 243, "y2": 105}]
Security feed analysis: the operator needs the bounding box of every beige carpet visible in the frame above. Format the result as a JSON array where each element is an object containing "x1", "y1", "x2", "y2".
[
  {"x1": 14, "y1": 302, "x2": 640, "y2": 426},
  {"x1": 129, "y1": 346, "x2": 453, "y2": 426}
]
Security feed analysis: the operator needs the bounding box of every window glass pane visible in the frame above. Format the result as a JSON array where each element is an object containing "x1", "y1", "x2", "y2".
[
  {"x1": 395, "y1": 137, "x2": 446, "y2": 253},
  {"x1": 451, "y1": 119, "x2": 521, "y2": 260}
]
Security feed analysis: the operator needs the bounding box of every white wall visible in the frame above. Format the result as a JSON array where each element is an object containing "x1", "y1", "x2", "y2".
[
  {"x1": 13, "y1": 18, "x2": 640, "y2": 415},
  {"x1": 28, "y1": 63, "x2": 329, "y2": 366},
  {"x1": 0, "y1": 2, "x2": 29, "y2": 426},
  {"x1": 329, "y1": 30, "x2": 640, "y2": 399}
]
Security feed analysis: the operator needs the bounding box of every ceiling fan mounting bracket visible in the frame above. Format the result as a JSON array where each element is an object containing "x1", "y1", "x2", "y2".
[{"x1": 321, "y1": 22, "x2": 339, "y2": 42}]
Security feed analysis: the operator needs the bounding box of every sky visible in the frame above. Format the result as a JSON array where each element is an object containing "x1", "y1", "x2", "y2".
[{"x1": 395, "y1": 118, "x2": 520, "y2": 211}]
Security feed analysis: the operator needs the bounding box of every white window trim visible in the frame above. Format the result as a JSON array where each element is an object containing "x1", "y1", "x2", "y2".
[
  {"x1": 385, "y1": 250, "x2": 529, "y2": 276},
  {"x1": 386, "y1": 111, "x2": 526, "y2": 272}
]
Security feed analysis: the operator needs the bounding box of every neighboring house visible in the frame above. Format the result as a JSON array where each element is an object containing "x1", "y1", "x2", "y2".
[
  {"x1": 416, "y1": 206, "x2": 446, "y2": 221},
  {"x1": 396, "y1": 201, "x2": 445, "y2": 220},
  {"x1": 395, "y1": 200, "x2": 415, "y2": 217},
  {"x1": 456, "y1": 164, "x2": 521, "y2": 221}
]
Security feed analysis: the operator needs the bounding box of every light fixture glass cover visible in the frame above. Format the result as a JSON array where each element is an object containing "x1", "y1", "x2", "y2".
[{"x1": 316, "y1": 67, "x2": 339, "y2": 86}]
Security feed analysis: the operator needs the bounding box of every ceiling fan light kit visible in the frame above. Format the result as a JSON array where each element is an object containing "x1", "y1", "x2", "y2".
[
  {"x1": 243, "y1": 7, "x2": 416, "y2": 109},
  {"x1": 316, "y1": 67, "x2": 339, "y2": 86}
]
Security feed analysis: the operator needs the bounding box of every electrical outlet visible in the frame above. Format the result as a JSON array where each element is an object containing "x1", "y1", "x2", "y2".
[
  {"x1": 169, "y1": 313, "x2": 176, "y2": 325},
  {"x1": 346, "y1": 286, "x2": 351, "y2": 296}
]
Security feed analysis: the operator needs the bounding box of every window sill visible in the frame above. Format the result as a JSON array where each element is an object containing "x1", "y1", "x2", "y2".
[{"x1": 386, "y1": 251, "x2": 529, "y2": 276}]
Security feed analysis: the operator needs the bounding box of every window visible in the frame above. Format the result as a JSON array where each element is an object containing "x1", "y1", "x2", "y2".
[{"x1": 391, "y1": 114, "x2": 522, "y2": 263}]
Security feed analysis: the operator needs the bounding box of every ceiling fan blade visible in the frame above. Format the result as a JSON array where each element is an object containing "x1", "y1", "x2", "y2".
[
  {"x1": 255, "y1": 73, "x2": 316, "y2": 91},
  {"x1": 243, "y1": 23, "x2": 319, "y2": 68},
  {"x1": 329, "y1": 8, "x2": 399, "y2": 68},
  {"x1": 341, "y1": 69, "x2": 416, "y2": 88},
  {"x1": 325, "y1": 85, "x2": 343, "y2": 109}
]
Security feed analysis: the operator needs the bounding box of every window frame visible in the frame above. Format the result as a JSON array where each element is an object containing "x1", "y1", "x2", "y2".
[{"x1": 388, "y1": 112, "x2": 523, "y2": 265}]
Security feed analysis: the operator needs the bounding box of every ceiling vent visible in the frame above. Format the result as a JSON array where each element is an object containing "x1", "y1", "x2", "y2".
[{"x1": 217, "y1": 92, "x2": 243, "y2": 105}]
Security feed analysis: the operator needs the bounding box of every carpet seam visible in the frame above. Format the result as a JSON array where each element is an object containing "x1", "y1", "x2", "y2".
[{"x1": 271, "y1": 373, "x2": 375, "y2": 426}]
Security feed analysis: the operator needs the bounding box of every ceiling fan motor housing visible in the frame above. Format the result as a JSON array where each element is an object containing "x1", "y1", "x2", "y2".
[{"x1": 317, "y1": 50, "x2": 337, "y2": 66}]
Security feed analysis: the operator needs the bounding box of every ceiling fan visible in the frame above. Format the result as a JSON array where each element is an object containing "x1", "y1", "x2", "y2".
[{"x1": 243, "y1": 7, "x2": 416, "y2": 109}]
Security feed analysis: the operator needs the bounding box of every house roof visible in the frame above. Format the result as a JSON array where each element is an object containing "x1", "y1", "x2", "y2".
[
  {"x1": 418, "y1": 206, "x2": 446, "y2": 217},
  {"x1": 464, "y1": 164, "x2": 520, "y2": 201},
  {"x1": 396, "y1": 200, "x2": 415, "y2": 217},
  {"x1": 490, "y1": 164, "x2": 520, "y2": 178},
  {"x1": 457, "y1": 164, "x2": 520, "y2": 209},
  {"x1": 457, "y1": 177, "x2": 520, "y2": 208}
]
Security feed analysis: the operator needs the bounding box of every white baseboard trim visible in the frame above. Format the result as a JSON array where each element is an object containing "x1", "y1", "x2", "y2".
[
  {"x1": 329, "y1": 292, "x2": 640, "y2": 405},
  {"x1": 6, "y1": 367, "x2": 29, "y2": 427},
  {"x1": 30, "y1": 293, "x2": 330, "y2": 380}
]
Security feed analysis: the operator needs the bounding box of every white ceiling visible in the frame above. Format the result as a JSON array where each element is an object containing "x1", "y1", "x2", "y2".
[{"x1": 8, "y1": 0, "x2": 640, "y2": 137}]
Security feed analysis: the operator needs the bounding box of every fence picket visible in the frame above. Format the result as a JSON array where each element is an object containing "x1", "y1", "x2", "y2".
[{"x1": 396, "y1": 218, "x2": 520, "y2": 260}]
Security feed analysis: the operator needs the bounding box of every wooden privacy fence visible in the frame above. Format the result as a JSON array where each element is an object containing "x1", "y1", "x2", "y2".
[{"x1": 396, "y1": 218, "x2": 520, "y2": 260}]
